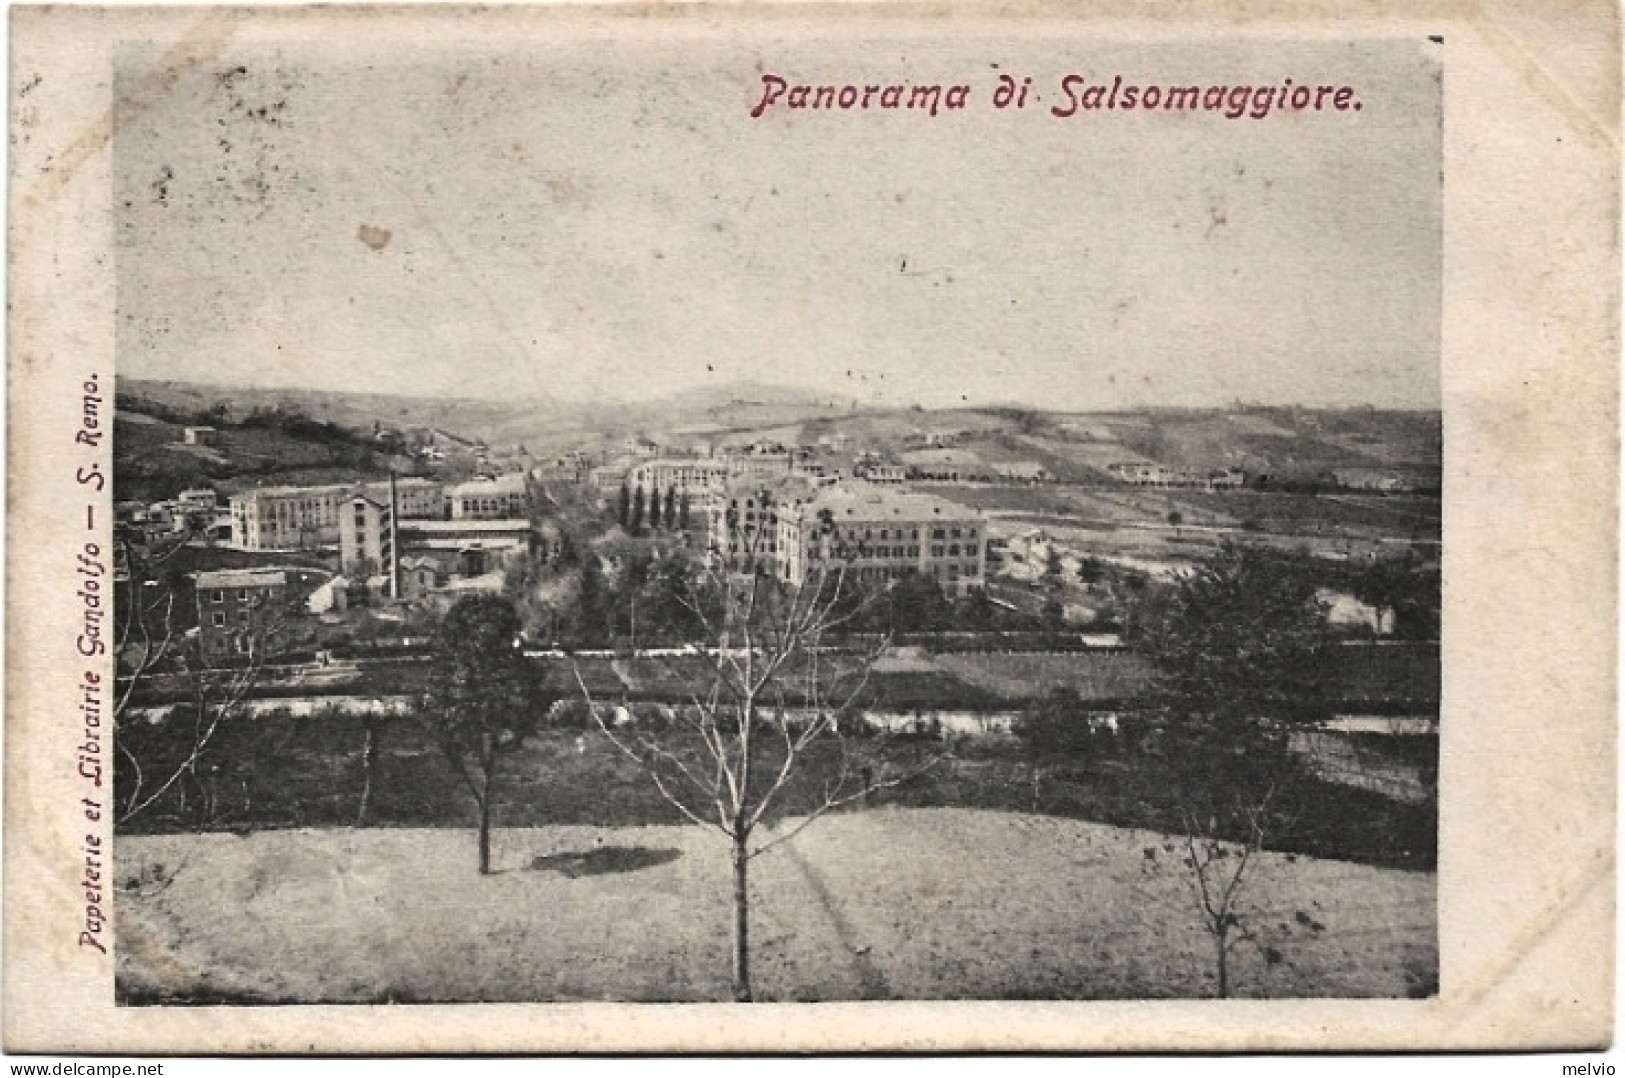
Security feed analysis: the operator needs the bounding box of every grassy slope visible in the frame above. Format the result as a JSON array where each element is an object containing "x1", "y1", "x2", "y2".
[
  {"x1": 114, "y1": 402, "x2": 398, "y2": 504},
  {"x1": 116, "y1": 807, "x2": 1436, "y2": 1004}
]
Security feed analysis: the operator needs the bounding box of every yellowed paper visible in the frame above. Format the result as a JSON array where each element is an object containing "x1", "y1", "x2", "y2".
[{"x1": 5, "y1": 2, "x2": 1616, "y2": 1052}]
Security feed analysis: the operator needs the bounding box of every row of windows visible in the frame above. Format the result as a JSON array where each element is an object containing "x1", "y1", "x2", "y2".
[
  {"x1": 209, "y1": 588, "x2": 273, "y2": 603},
  {"x1": 802, "y1": 542, "x2": 980, "y2": 561},
  {"x1": 458, "y1": 497, "x2": 522, "y2": 513},
  {"x1": 815, "y1": 544, "x2": 923, "y2": 560},
  {"x1": 839, "y1": 565, "x2": 981, "y2": 583},
  {"x1": 806, "y1": 525, "x2": 978, "y2": 542}
]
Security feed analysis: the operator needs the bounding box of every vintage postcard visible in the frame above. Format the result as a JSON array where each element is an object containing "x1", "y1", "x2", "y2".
[{"x1": 4, "y1": 0, "x2": 1616, "y2": 1054}]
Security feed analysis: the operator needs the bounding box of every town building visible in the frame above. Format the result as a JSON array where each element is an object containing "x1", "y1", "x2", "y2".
[
  {"x1": 398, "y1": 519, "x2": 533, "y2": 559},
  {"x1": 990, "y1": 461, "x2": 1049, "y2": 484},
  {"x1": 398, "y1": 556, "x2": 442, "y2": 602},
  {"x1": 183, "y1": 426, "x2": 219, "y2": 447},
  {"x1": 450, "y1": 474, "x2": 530, "y2": 520},
  {"x1": 115, "y1": 501, "x2": 151, "y2": 525},
  {"x1": 176, "y1": 488, "x2": 218, "y2": 512},
  {"x1": 341, "y1": 500, "x2": 531, "y2": 593},
  {"x1": 790, "y1": 456, "x2": 835, "y2": 483},
  {"x1": 587, "y1": 458, "x2": 636, "y2": 494},
  {"x1": 628, "y1": 458, "x2": 730, "y2": 497},
  {"x1": 339, "y1": 493, "x2": 396, "y2": 582},
  {"x1": 306, "y1": 576, "x2": 353, "y2": 615},
  {"x1": 229, "y1": 478, "x2": 444, "y2": 551},
  {"x1": 194, "y1": 568, "x2": 289, "y2": 659},
  {"x1": 708, "y1": 480, "x2": 813, "y2": 570},
  {"x1": 904, "y1": 428, "x2": 967, "y2": 448},
  {"x1": 855, "y1": 462, "x2": 907, "y2": 484},
  {"x1": 1107, "y1": 463, "x2": 1246, "y2": 490},
  {"x1": 724, "y1": 443, "x2": 794, "y2": 483},
  {"x1": 772, "y1": 485, "x2": 987, "y2": 595},
  {"x1": 904, "y1": 449, "x2": 975, "y2": 482},
  {"x1": 624, "y1": 436, "x2": 660, "y2": 459}
]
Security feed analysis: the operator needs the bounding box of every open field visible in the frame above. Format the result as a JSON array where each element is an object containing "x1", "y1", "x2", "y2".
[
  {"x1": 116, "y1": 808, "x2": 1436, "y2": 1003},
  {"x1": 115, "y1": 713, "x2": 1436, "y2": 870},
  {"x1": 125, "y1": 643, "x2": 1440, "y2": 713},
  {"x1": 934, "y1": 650, "x2": 1156, "y2": 702}
]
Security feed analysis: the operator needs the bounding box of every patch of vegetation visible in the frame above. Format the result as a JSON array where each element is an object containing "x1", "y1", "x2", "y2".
[{"x1": 113, "y1": 709, "x2": 1434, "y2": 872}]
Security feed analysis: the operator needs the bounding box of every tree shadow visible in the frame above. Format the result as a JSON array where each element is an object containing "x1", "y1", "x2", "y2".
[{"x1": 529, "y1": 845, "x2": 682, "y2": 879}]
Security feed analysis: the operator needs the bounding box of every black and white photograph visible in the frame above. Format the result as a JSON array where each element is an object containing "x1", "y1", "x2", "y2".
[
  {"x1": 102, "y1": 24, "x2": 1443, "y2": 1006},
  {"x1": 9, "y1": 1, "x2": 1616, "y2": 1055}
]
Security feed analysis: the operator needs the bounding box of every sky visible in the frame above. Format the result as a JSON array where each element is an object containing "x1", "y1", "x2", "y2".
[{"x1": 115, "y1": 22, "x2": 1441, "y2": 411}]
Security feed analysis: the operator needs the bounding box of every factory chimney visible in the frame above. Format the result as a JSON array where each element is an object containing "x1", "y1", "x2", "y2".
[{"x1": 388, "y1": 471, "x2": 401, "y2": 600}]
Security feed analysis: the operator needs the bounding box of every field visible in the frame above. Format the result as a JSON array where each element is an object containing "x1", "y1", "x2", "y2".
[
  {"x1": 125, "y1": 641, "x2": 1441, "y2": 720},
  {"x1": 115, "y1": 714, "x2": 1437, "y2": 872},
  {"x1": 934, "y1": 651, "x2": 1156, "y2": 703},
  {"x1": 116, "y1": 808, "x2": 1436, "y2": 1003},
  {"x1": 125, "y1": 642, "x2": 1440, "y2": 716}
]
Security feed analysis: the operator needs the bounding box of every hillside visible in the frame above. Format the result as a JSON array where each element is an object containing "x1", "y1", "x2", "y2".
[
  {"x1": 118, "y1": 377, "x2": 864, "y2": 457},
  {"x1": 114, "y1": 384, "x2": 415, "y2": 503},
  {"x1": 721, "y1": 405, "x2": 1441, "y2": 486},
  {"x1": 120, "y1": 377, "x2": 553, "y2": 446},
  {"x1": 117, "y1": 377, "x2": 1442, "y2": 498}
]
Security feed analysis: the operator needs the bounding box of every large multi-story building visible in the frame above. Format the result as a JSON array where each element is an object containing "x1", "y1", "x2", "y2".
[
  {"x1": 724, "y1": 444, "x2": 793, "y2": 483},
  {"x1": 229, "y1": 478, "x2": 444, "y2": 551},
  {"x1": 628, "y1": 459, "x2": 729, "y2": 497},
  {"x1": 709, "y1": 480, "x2": 814, "y2": 570},
  {"x1": 450, "y1": 474, "x2": 530, "y2": 520},
  {"x1": 339, "y1": 493, "x2": 396, "y2": 580},
  {"x1": 773, "y1": 485, "x2": 986, "y2": 594},
  {"x1": 588, "y1": 461, "x2": 635, "y2": 493}
]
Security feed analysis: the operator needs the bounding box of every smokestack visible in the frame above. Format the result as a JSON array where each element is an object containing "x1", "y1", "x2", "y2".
[{"x1": 388, "y1": 471, "x2": 401, "y2": 600}]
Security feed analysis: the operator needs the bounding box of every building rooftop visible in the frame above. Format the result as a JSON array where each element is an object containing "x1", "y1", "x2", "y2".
[
  {"x1": 441, "y1": 571, "x2": 506, "y2": 593},
  {"x1": 400, "y1": 519, "x2": 533, "y2": 534},
  {"x1": 719, "y1": 474, "x2": 821, "y2": 502},
  {"x1": 196, "y1": 569, "x2": 288, "y2": 589},
  {"x1": 231, "y1": 477, "x2": 440, "y2": 500},
  {"x1": 634, "y1": 458, "x2": 728, "y2": 471},
  {"x1": 798, "y1": 484, "x2": 980, "y2": 521},
  {"x1": 450, "y1": 474, "x2": 528, "y2": 497}
]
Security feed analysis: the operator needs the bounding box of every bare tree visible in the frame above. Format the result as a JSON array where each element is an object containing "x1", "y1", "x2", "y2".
[
  {"x1": 1178, "y1": 784, "x2": 1279, "y2": 999},
  {"x1": 574, "y1": 528, "x2": 936, "y2": 1001},
  {"x1": 113, "y1": 532, "x2": 284, "y2": 828},
  {"x1": 354, "y1": 707, "x2": 393, "y2": 827}
]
